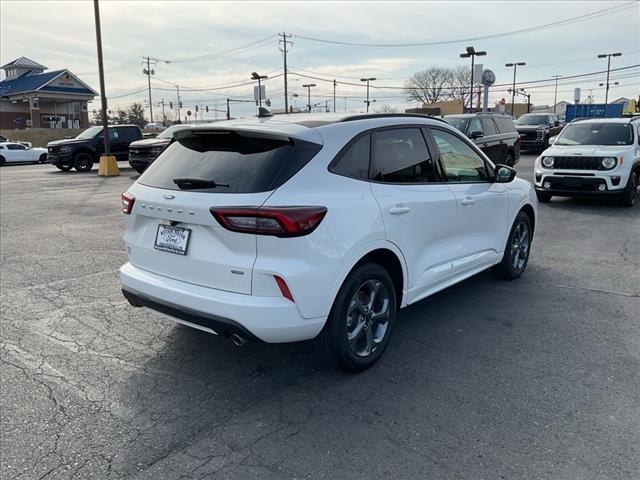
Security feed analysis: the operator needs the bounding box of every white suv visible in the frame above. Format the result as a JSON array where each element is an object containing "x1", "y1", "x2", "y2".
[
  {"x1": 534, "y1": 117, "x2": 640, "y2": 207},
  {"x1": 120, "y1": 113, "x2": 537, "y2": 371}
]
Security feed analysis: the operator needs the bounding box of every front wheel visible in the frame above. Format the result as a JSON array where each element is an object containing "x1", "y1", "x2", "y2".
[
  {"x1": 314, "y1": 263, "x2": 397, "y2": 372},
  {"x1": 74, "y1": 152, "x2": 94, "y2": 172},
  {"x1": 56, "y1": 163, "x2": 73, "y2": 172},
  {"x1": 536, "y1": 191, "x2": 552, "y2": 203},
  {"x1": 620, "y1": 171, "x2": 638, "y2": 207},
  {"x1": 38, "y1": 154, "x2": 47, "y2": 164},
  {"x1": 503, "y1": 151, "x2": 515, "y2": 167},
  {"x1": 492, "y1": 212, "x2": 532, "y2": 280}
]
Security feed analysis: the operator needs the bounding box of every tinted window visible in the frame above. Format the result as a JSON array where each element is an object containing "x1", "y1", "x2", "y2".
[
  {"x1": 6, "y1": 144, "x2": 26, "y2": 150},
  {"x1": 139, "y1": 130, "x2": 321, "y2": 193},
  {"x1": 431, "y1": 129, "x2": 489, "y2": 182},
  {"x1": 118, "y1": 127, "x2": 139, "y2": 142},
  {"x1": 481, "y1": 118, "x2": 498, "y2": 136},
  {"x1": 444, "y1": 117, "x2": 468, "y2": 133},
  {"x1": 108, "y1": 129, "x2": 120, "y2": 141},
  {"x1": 495, "y1": 117, "x2": 516, "y2": 133},
  {"x1": 371, "y1": 128, "x2": 437, "y2": 183},
  {"x1": 555, "y1": 123, "x2": 633, "y2": 146},
  {"x1": 467, "y1": 118, "x2": 483, "y2": 135},
  {"x1": 330, "y1": 134, "x2": 370, "y2": 180},
  {"x1": 516, "y1": 114, "x2": 550, "y2": 125},
  {"x1": 76, "y1": 126, "x2": 102, "y2": 139}
]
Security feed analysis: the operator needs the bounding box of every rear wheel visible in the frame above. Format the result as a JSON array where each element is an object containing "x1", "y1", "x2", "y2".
[
  {"x1": 315, "y1": 263, "x2": 397, "y2": 372},
  {"x1": 74, "y1": 152, "x2": 94, "y2": 172},
  {"x1": 492, "y1": 212, "x2": 532, "y2": 280},
  {"x1": 536, "y1": 191, "x2": 552, "y2": 203},
  {"x1": 620, "y1": 171, "x2": 638, "y2": 207},
  {"x1": 56, "y1": 163, "x2": 73, "y2": 172},
  {"x1": 38, "y1": 154, "x2": 47, "y2": 164}
]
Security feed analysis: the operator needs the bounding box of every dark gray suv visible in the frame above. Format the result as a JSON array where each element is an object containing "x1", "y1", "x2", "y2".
[{"x1": 444, "y1": 113, "x2": 521, "y2": 166}]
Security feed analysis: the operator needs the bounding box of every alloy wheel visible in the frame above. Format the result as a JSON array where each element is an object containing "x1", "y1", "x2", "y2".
[
  {"x1": 511, "y1": 221, "x2": 530, "y2": 272},
  {"x1": 345, "y1": 279, "x2": 390, "y2": 357}
]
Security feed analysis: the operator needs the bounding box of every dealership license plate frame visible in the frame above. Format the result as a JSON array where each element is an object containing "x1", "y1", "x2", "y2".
[{"x1": 154, "y1": 224, "x2": 192, "y2": 255}]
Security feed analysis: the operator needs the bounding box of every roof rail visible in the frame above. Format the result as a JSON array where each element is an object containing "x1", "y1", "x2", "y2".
[{"x1": 340, "y1": 113, "x2": 448, "y2": 124}]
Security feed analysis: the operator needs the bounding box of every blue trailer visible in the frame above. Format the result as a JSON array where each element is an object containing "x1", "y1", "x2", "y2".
[{"x1": 565, "y1": 103, "x2": 625, "y2": 122}]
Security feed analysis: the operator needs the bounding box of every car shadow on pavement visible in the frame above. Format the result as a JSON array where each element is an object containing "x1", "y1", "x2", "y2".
[{"x1": 113, "y1": 270, "x2": 548, "y2": 477}]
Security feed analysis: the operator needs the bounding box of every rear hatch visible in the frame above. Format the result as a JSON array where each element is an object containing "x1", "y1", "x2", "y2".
[{"x1": 123, "y1": 127, "x2": 322, "y2": 294}]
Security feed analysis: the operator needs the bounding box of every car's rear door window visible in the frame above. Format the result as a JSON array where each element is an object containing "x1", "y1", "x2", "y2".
[
  {"x1": 370, "y1": 128, "x2": 437, "y2": 183},
  {"x1": 138, "y1": 129, "x2": 321, "y2": 193}
]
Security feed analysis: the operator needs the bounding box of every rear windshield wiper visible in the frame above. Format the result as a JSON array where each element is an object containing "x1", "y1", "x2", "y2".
[{"x1": 173, "y1": 177, "x2": 230, "y2": 190}]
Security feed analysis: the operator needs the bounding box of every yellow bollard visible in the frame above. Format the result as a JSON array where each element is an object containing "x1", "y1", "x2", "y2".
[{"x1": 98, "y1": 155, "x2": 120, "y2": 176}]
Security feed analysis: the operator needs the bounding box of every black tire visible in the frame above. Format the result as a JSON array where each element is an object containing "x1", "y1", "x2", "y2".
[
  {"x1": 38, "y1": 154, "x2": 47, "y2": 164},
  {"x1": 619, "y1": 170, "x2": 638, "y2": 208},
  {"x1": 314, "y1": 263, "x2": 397, "y2": 372},
  {"x1": 492, "y1": 212, "x2": 532, "y2": 280},
  {"x1": 56, "y1": 163, "x2": 73, "y2": 172},
  {"x1": 74, "y1": 152, "x2": 94, "y2": 172},
  {"x1": 536, "y1": 191, "x2": 552, "y2": 203},
  {"x1": 133, "y1": 165, "x2": 146, "y2": 174},
  {"x1": 0, "y1": 155, "x2": 5, "y2": 166}
]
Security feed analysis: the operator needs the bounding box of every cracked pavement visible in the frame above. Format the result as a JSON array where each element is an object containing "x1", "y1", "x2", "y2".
[{"x1": 1, "y1": 156, "x2": 638, "y2": 479}]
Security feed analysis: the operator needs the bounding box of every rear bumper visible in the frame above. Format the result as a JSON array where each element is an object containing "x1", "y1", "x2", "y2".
[{"x1": 120, "y1": 262, "x2": 326, "y2": 343}]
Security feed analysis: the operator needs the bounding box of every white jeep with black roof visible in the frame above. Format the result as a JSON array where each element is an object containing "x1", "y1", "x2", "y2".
[{"x1": 534, "y1": 117, "x2": 640, "y2": 207}]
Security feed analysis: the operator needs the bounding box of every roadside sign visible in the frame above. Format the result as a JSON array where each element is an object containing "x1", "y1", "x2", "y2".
[
  {"x1": 187, "y1": 110, "x2": 192, "y2": 116},
  {"x1": 253, "y1": 85, "x2": 266, "y2": 102}
]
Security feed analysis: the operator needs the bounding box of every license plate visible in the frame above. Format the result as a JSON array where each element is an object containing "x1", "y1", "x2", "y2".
[
  {"x1": 564, "y1": 177, "x2": 582, "y2": 187},
  {"x1": 154, "y1": 225, "x2": 191, "y2": 255}
]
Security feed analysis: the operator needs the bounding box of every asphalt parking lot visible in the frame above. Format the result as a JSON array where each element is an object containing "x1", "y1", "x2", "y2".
[{"x1": 1, "y1": 154, "x2": 638, "y2": 480}]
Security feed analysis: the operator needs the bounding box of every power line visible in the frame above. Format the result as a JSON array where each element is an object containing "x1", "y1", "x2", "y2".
[
  {"x1": 168, "y1": 34, "x2": 277, "y2": 64},
  {"x1": 292, "y1": 2, "x2": 637, "y2": 47}
]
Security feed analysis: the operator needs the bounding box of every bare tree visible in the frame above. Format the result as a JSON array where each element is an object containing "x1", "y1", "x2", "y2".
[
  {"x1": 376, "y1": 104, "x2": 399, "y2": 113},
  {"x1": 405, "y1": 67, "x2": 453, "y2": 105},
  {"x1": 449, "y1": 65, "x2": 471, "y2": 107}
]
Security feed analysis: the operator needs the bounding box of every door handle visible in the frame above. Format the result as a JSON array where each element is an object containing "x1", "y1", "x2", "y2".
[
  {"x1": 389, "y1": 206, "x2": 411, "y2": 214},
  {"x1": 461, "y1": 197, "x2": 475, "y2": 206}
]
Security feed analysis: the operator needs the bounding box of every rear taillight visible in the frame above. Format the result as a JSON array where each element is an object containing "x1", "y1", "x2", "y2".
[
  {"x1": 121, "y1": 192, "x2": 135, "y2": 214},
  {"x1": 210, "y1": 206, "x2": 327, "y2": 237}
]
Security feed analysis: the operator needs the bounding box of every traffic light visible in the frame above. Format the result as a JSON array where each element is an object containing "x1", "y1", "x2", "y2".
[
  {"x1": 195, "y1": 105, "x2": 199, "y2": 112},
  {"x1": 169, "y1": 101, "x2": 173, "y2": 109},
  {"x1": 179, "y1": 101, "x2": 183, "y2": 108},
  {"x1": 205, "y1": 106, "x2": 209, "y2": 113}
]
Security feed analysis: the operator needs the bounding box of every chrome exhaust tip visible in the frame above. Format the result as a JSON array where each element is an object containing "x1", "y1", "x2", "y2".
[{"x1": 230, "y1": 333, "x2": 248, "y2": 347}]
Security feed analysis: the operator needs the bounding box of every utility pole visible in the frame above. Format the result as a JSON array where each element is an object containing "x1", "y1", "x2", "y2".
[
  {"x1": 302, "y1": 84, "x2": 316, "y2": 112},
  {"x1": 333, "y1": 79, "x2": 336, "y2": 113},
  {"x1": 142, "y1": 56, "x2": 170, "y2": 123},
  {"x1": 361, "y1": 77, "x2": 376, "y2": 112},
  {"x1": 460, "y1": 46, "x2": 486, "y2": 112},
  {"x1": 176, "y1": 85, "x2": 181, "y2": 123},
  {"x1": 597, "y1": 52, "x2": 622, "y2": 104},
  {"x1": 505, "y1": 61, "x2": 526, "y2": 116},
  {"x1": 279, "y1": 32, "x2": 292, "y2": 114},
  {"x1": 552, "y1": 75, "x2": 562, "y2": 113}
]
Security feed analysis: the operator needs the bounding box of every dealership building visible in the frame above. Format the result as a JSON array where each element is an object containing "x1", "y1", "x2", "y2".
[{"x1": 0, "y1": 57, "x2": 97, "y2": 129}]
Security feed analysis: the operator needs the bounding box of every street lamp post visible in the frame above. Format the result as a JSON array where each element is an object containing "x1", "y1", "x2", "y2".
[
  {"x1": 597, "y1": 52, "x2": 622, "y2": 104},
  {"x1": 505, "y1": 61, "x2": 526, "y2": 116},
  {"x1": 360, "y1": 77, "x2": 376, "y2": 112},
  {"x1": 460, "y1": 46, "x2": 486, "y2": 112},
  {"x1": 251, "y1": 72, "x2": 268, "y2": 107},
  {"x1": 302, "y1": 84, "x2": 316, "y2": 112}
]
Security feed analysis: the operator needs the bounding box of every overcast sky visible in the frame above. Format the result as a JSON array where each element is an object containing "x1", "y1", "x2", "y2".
[{"x1": 1, "y1": 0, "x2": 639, "y2": 119}]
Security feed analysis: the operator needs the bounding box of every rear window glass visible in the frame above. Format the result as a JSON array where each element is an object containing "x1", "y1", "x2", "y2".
[{"x1": 138, "y1": 130, "x2": 321, "y2": 193}]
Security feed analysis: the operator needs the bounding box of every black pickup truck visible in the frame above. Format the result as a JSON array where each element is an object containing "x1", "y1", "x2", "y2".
[
  {"x1": 47, "y1": 125, "x2": 143, "y2": 172},
  {"x1": 128, "y1": 124, "x2": 192, "y2": 174},
  {"x1": 515, "y1": 113, "x2": 564, "y2": 152}
]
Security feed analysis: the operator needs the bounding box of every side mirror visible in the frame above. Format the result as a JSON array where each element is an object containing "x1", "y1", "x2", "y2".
[
  {"x1": 495, "y1": 164, "x2": 516, "y2": 183},
  {"x1": 554, "y1": 120, "x2": 560, "y2": 126},
  {"x1": 549, "y1": 136, "x2": 558, "y2": 146},
  {"x1": 468, "y1": 130, "x2": 484, "y2": 139}
]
